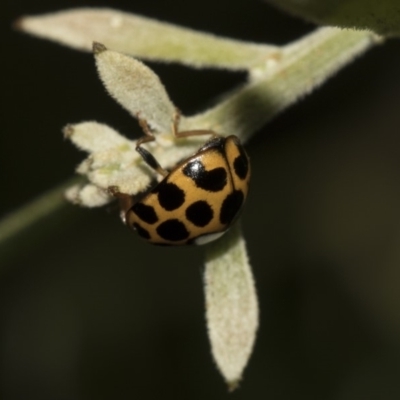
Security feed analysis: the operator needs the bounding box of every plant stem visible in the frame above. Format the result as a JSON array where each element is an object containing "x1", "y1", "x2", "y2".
[{"x1": 0, "y1": 177, "x2": 81, "y2": 247}]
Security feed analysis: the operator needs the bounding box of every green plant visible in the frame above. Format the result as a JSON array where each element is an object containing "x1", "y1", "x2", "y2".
[{"x1": 3, "y1": 0, "x2": 399, "y2": 391}]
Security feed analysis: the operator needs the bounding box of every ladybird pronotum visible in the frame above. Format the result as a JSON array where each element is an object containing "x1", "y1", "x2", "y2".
[{"x1": 115, "y1": 115, "x2": 250, "y2": 246}]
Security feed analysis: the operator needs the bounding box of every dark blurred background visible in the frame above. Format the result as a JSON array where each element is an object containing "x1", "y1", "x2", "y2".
[{"x1": 2, "y1": 0, "x2": 400, "y2": 399}]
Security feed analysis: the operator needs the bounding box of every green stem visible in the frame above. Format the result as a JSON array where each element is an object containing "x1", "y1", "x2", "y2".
[
  {"x1": 185, "y1": 28, "x2": 381, "y2": 142},
  {"x1": 0, "y1": 177, "x2": 81, "y2": 247}
]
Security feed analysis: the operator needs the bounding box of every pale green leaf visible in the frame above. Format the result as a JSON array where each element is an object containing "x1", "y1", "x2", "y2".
[
  {"x1": 204, "y1": 224, "x2": 258, "y2": 389},
  {"x1": 93, "y1": 43, "x2": 176, "y2": 133},
  {"x1": 63, "y1": 121, "x2": 131, "y2": 153},
  {"x1": 18, "y1": 8, "x2": 278, "y2": 70}
]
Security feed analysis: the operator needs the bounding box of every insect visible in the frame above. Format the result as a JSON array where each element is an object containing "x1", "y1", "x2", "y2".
[{"x1": 112, "y1": 112, "x2": 250, "y2": 246}]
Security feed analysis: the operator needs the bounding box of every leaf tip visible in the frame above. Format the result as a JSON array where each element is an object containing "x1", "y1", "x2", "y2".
[
  {"x1": 93, "y1": 41, "x2": 107, "y2": 55},
  {"x1": 227, "y1": 379, "x2": 241, "y2": 392},
  {"x1": 12, "y1": 17, "x2": 24, "y2": 31},
  {"x1": 63, "y1": 124, "x2": 75, "y2": 139}
]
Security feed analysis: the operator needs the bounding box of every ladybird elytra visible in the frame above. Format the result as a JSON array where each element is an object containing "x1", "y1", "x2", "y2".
[{"x1": 125, "y1": 133, "x2": 251, "y2": 246}]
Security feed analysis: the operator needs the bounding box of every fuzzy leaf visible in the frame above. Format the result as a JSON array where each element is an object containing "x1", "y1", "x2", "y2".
[
  {"x1": 63, "y1": 121, "x2": 131, "y2": 153},
  {"x1": 17, "y1": 8, "x2": 278, "y2": 70},
  {"x1": 204, "y1": 224, "x2": 258, "y2": 390},
  {"x1": 93, "y1": 43, "x2": 176, "y2": 133},
  {"x1": 65, "y1": 183, "x2": 112, "y2": 207},
  {"x1": 265, "y1": 0, "x2": 400, "y2": 37},
  {"x1": 65, "y1": 121, "x2": 155, "y2": 197}
]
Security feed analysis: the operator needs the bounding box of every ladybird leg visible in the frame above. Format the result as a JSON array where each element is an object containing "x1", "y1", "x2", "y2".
[
  {"x1": 136, "y1": 116, "x2": 168, "y2": 177},
  {"x1": 108, "y1": 186, "x2": 133, "y2": 208},
  {"x1": 175, "y1": 129, "x2": 218, "y2": 138},
  {"x1": 107, "y1": 186, "x2": 134, "y2": 224},
  {"x1": 171, "y1": 107, "x2": 182, "y2": 136},
  {"x1": 171, "y1": 108, "x2": 218, "y2": 139}
]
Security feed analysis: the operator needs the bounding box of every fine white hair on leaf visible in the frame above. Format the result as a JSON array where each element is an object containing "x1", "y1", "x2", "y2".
[
  {"x1": 17, "y1": 8, "x2": 278, "y2": 70},
  {"x1": 6, "y1": 6, "x2": 385, "y2": 391},
  {"x1": 64, "y1": 120, "x2": 154, "y2": 200},
  {"x1": 93, "y1": 42, "x2": 177, "y2": 134},
  {"x1": 65, "y1": 183, "x2": 112, "y2": 207},
  {"x1": 204, "y1": 223, "x2": 259, "y2": 390},
  {"x1": 63, "y1": 121, "x2": 131, "y2": 153}
]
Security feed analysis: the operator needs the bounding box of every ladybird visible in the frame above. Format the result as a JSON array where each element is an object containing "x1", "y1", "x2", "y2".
[{"x1": 114, "y1": 113, "x2": 250, "y2": 246}]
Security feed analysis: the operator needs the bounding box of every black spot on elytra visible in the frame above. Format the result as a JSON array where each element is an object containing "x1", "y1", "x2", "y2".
[
  {"x1": 233, "y1": 146, "x2": 249, "y2": 180},
  {"x1": 186, "y1": 200, "x2": 213, "y2": 227},
  {"x1": 220, "y1": 190, "x2": 244, "y2": 225},
  {"x1": 183, "y1": 160, "x2": 227, "y2": 192},
  {"x1": 132, "y1": 222, "x2": 151, "y2": 239},
  {"x1": 131, "y1": 203, "x2": 158, "y2": 224},
  {"x1": 153, "y1": 181, "x2": 185, "y2": 211},
  {"x1": 156, "y1": 219, "x2": 190, "y2": 241}
]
